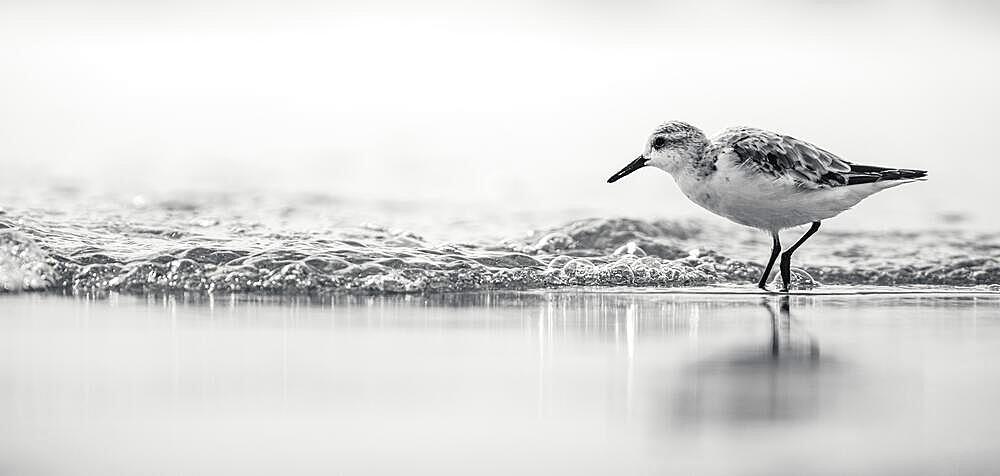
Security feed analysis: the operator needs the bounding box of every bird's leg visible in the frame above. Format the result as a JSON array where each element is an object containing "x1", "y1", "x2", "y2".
[
  {"x1": 757, "y1": 232, "x2": 781, "y2": 291},
  {"x1": 779, "y1": 221, "x2": 821, "y2": 292}
]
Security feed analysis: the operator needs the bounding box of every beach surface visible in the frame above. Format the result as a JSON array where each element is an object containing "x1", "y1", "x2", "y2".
[
  {"x1": 2, "y1": 190, "x2": 999, "y2": 474},
  {"x1": 3, "y1": 289, "x2": 1000, "y2": 475}
]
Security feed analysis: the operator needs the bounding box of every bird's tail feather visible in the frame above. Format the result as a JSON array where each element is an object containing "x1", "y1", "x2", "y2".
[{"x1": 846, "y1": 164, "x2": 927, "y2": 185}]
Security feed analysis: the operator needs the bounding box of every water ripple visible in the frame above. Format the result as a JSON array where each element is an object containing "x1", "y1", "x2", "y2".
[{"x1": 2, "y1": 200, "x2": 998, "y2": 295}]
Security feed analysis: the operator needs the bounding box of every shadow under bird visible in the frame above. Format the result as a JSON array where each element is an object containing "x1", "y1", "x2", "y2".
[{"x1": 608, "y1": 121, "x2": 927, "y2": 292}]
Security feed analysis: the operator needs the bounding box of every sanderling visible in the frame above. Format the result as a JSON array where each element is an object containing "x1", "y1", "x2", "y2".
[{"x1": 608, "y1": 121, "x2": 927, "y2": 292}]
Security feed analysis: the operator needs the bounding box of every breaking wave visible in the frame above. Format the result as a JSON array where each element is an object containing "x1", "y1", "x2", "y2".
[{"x1": 2, "y1": 196, "x2": 998, "y2": 295}]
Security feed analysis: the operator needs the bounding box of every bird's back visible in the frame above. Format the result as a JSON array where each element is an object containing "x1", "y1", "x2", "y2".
[{"x1": 710, "y1": 127, "x2": 927, "y2": 189}]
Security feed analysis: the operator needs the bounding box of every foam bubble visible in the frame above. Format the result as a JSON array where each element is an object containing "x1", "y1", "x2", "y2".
[{"x1": 0, "y1": 231, "x2": 53, "y2": 292}]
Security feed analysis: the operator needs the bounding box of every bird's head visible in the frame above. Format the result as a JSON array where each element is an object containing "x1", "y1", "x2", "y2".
[{"x1": 607, "y1": 121, "x2": 708, "y2": 183}]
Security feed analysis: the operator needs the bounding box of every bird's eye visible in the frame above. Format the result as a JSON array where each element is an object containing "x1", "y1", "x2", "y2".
[{"x1": 652, "y1": 137, "x2": 667, "y2": 149}]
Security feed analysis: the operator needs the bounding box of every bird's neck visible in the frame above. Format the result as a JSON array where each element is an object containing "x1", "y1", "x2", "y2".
[{"x1": 670, "y1": 145, "x2": 714, "y2": 179}]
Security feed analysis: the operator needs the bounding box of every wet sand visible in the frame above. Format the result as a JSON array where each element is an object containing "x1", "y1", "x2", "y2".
[{"x1": 2, "y1": 289, "x2": 999, "y2": 475}]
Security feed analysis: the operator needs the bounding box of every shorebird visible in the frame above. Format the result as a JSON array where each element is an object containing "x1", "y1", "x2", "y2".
[{"x1": 607, "y1": 121, "x2": 927, "y2": 292}]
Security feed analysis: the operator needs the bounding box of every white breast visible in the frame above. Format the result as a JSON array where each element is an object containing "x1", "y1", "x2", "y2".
[{"x1": 671, "y1": 156, "x2": 899, "y2": 232}]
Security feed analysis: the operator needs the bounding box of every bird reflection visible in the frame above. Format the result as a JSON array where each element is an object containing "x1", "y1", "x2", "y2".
[
  {"x1": 763, "y1": 295, "x2": 820, "y2": 361},
  {"x1": 672, "y1": 296, "x2": 840, "y2": 426}
]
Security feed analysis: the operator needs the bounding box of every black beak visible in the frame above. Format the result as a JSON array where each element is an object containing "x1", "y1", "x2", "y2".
[{"x1": 607, "y1": 156, "x2": 649, "y2": 183}]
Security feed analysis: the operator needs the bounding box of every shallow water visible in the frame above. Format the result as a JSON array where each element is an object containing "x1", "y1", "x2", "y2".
[
  {"x1": 1, "y1": 190, "x2": 998, "y2": 295},
  {"x1": 2, "y1": 290, "x2": 999, "y2": 475}
]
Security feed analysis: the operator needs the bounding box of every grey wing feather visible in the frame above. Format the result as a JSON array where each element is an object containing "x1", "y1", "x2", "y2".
[{"x1": 721, "y1": 128, "x2": 926, "y2": 188}]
